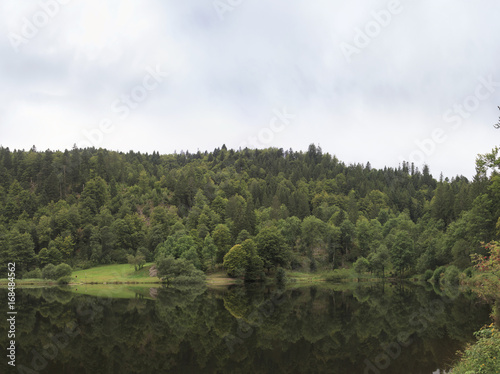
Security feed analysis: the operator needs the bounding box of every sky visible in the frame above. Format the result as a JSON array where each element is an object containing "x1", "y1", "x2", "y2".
[{"x1": 0, "y1": 0, "x2": 499, "y2": 179}]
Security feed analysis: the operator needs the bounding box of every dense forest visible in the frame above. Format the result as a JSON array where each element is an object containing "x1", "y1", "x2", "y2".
[{"x1": 0, "y1": 144, "x2": 498, "y2": 279}]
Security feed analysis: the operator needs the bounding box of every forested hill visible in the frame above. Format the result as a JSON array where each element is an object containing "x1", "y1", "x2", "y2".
[{"x1": 0, "y1": 144, "x2": 496, "y2": 277}]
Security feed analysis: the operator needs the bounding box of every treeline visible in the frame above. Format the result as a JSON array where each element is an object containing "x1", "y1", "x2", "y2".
[{"x1": 0, "y1": 144, "x2": 497, "y2": 277}]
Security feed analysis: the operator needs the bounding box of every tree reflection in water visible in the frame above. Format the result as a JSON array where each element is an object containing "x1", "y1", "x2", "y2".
[{"x1": 0, "y1": 283, "x2": 492, "y2": 374}]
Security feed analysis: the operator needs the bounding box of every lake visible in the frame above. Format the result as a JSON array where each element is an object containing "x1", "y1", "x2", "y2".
[{"x1": 0, "y1": 282, "x2": 492, "y2": 374}]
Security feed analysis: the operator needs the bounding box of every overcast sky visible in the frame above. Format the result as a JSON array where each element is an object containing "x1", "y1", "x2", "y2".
[{"x1": 0, "y1": 0, "x2": 499, "y2": 179}]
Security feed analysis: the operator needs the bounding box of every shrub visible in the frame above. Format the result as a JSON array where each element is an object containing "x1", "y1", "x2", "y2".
[
  {"x1": 111, "y1": 249, "x2": 128, "y2": 263},
  {"x1": 423, "y1": 269, "x2": 434, "y2": 281},
  {"x1": 127, "y1": 254, "x2": 146, "y2": 271},
  {"x1": 23, "y1": 268, "x2": 42, "y2": 279},
  {"x1": 353, "y1": 257, "x2": 370, "y2": 275},
  {"x1": 156, "y1": 255, "x2": 206, "y2": 284},
  {"x1": 451, "y1": 324, "x2": 500, "y2": 374},
  {"x1": 42, "y1": 264, "x2": 57, "y2": 280},
  {"x1": 463, "y1": 267, "x2": 473, "y2": 278},
  {"x1": 54, "y1": 263, "x2": 73, "y2": 279},
  {"x1": 42, "y1": 263, "x2": 72, "y2": 280}
]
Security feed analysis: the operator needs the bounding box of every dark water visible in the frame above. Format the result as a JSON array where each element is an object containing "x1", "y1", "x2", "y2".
[{"x1": 0, "y1": 282, "x2": 492, "y2": 374}]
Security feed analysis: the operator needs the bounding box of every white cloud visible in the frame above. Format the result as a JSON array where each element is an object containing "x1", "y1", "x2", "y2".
[{"x1": 0, "y1": 0, "x2": 499, "y2": 178}]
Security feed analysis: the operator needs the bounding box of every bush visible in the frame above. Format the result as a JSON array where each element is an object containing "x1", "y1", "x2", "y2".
[
  {"x1": 464, "y1": 267, "x2": 473, "y2": 278},
  {"x1": 451, "y1": 324, "x2": 500, "y2": 374},
  {"x1": 111, "y1": 249, "x2": 128, "y2": 263},
  {"x1": 353, "y1": 257, "x2": 370, "y2": 275},
  {"x1": 430, "y1": 266, "x2": 446, "y2": 284},
  {"x1": 23, "y1": 268, "x2": 42, "y2": 279},
  {"x1": 156, "y1": 255, "x2": 206, "y2": 284},
  {"x1": 42, "y1": 264, "x2": 57, "y2": 280},
  {"x1": 54, "y1": 263, "x2": 73, "y2": 279},
  {"x1": 42, "y1": 263, "x2": 72, "y2": 280},
  {"x1": 423, "y1": 269, "x2": 434, "y2": 281},
  {"x1": 443, "y1": 265, "x2": 460, "y2": 285}
]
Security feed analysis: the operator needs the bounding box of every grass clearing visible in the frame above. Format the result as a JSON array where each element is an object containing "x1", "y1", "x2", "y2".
[{"x1": 71, "y1": 263, "x2": 161, "y2": 284}]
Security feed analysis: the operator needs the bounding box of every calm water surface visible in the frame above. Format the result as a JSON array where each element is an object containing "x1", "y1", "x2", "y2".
[{"x1": 0, "y1": 283, "x2": 492, "y2": 374}]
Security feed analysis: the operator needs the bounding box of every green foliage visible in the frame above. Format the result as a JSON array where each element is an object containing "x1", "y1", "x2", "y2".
[
  {"x1": 301, "y1": 215, "x2": 327, "y2": 255},
  {"x1": 80, "y1": 177, "x2": 109, "y2": 215},
  {"x1": 49, "y1": 235, "x2": 75, "y2": 261},
  {"x1": 156, "y1": 255, "x2": 205, "y2": 284},
  {"x1": 127, "y1": 254, "x2": 146, "y2": 271},
  {"x1": 201, "y1": 235, "x2": 217, "y2": 271},
  {"x1": 213, "y1": 224, "x2": 232, "y2": 263},
  {"x1": 235, "y1": 229, "x2": 251, "y2": 244},
  {"x1": 1, "y1": 144, "x2": 500, "y2": 282},
  {"x1": 23, "y1": 268, "x2": 42, "y2": 279},
  {"x1": 389, "y1": 230, "x2": 414, "y2": 275},
  {"x1": 469, "y1": 241, "x2": 500, "y2": 299},
  {"x1": 155, "y1": 233, "x2": 198, "y2": 261},
  {"x1": 451, "y1": 324, "x2": 500, "y2": 374},
  {"x1": 41, "y1": 263, "x2": 72, "y2": 280},
  {"x1": 242, "y1": 240, "x2": 264, "y2": 282},
  {"x1": 255, "y1": 225, "x2": 287, "y2": 271},
  {"x1": 42, "y1": 263, "x2": 56, "y2": 280},
  {"x1": 8, "y1": 228, "x2": 36, "y2": 272},
  {"x1": 223, "y1": 244, "x2": 247, "y2": 277},
  {"x1": 463, "y1": 267, "x2": 473, "y2": 278},
  {"x1": 223, "y1": 239, "x2": 263, "y2": 280},
  {"x1": 353, "y1": 257, "x2": 370, "y2": 275},
  {"x1": 367, "y1": 244, "x2": 389, "y2": 277},
  {"x1": 180, "y1": 247, "x2": 202, "y2": 270}
]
